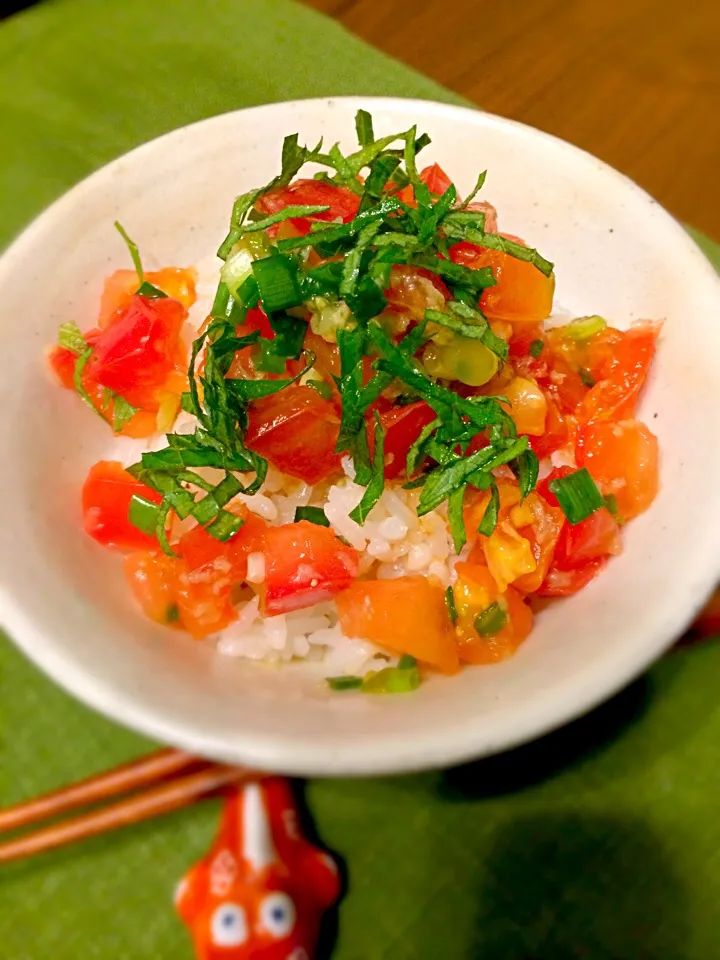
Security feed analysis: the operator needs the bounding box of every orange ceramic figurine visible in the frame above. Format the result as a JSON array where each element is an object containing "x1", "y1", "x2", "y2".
[{"x1": 175, "y1": 778, "x2": 340, "y2": 959}]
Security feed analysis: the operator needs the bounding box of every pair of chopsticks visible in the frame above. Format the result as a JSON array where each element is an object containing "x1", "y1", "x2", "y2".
[{"x1": 0, "y1": 749, "x2": 255, "y2": 864}]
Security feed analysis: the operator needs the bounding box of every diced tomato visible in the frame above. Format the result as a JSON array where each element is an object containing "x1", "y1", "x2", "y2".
[
  {"x1": 452, "y1": 563, "x2": 533, "y2": 664},
  {"x1": 256, "y1": 179, "x2": 361, "y2": 225},
  {"x1": 449, "y1": 243, "x2": 555, "y2": 323},
  {"x1": 179, "y1": 507, "x2": 268, "y2": 584},
  {"x1": 511, "y1": 493, "x2": 565, "y2": 594},
  {"x1": 419, "y1": 163, "x2": 453, "y2": 196},
  {"x1": 82, "y1": 460, "x2": 162, "y2": 551},
  {"x1": 174, "y1": 569, "x2": 237, "y2": 639},
  {"x1": 47, "y1": 328, "x2": 101, "y2": 391},
  {"x1": 538, "y1": 558, "x2": 607, "y2": 597},
  {"x1": 84, "y1": 295, "x2": 187, "y2": 409},
  {"x1": 396, "y1": 164, "x2": 454, "y2": 205},
  {"x1": 227, "y1": 305, "x2": 277, "y2": 380},
  {"x1": 48, "y1": 345, "x2": 79, "y2": 389},
  {"x1": 124, "y1": 550, "x2": 180, "y2": 625},
  {"x1": 261, "y1": 521, "x2": 359, "y2": 615},
  {"x1": 554, "y1": 508, "x2": 622, "y2": 568},
  {"x1": 528, "y1": 396, "x2": 569, "y2": 460},
  {"x1": 123, "y1": 546, "x2": 237, "y2": 638},
  {"x1": 576, "y1": 418, "x2": 659, "y2": 520},
  {"x1": 578, "y1": 323, "x2": 659, "y2": 422},
  {"x1": 99, "y1": 267, "x2": 197, "y2": 328},
  {"x1": 245, "y1": 386, "x2": 342, "y2": 485},
  {"x1": 377, "y1": 401, "x2": 437, "y2": 479},
  {"x1": 385, "y1": 264, "x2": 450, "y2": 323},
  {"x1": 336, "y1": 576, "x2": 459, "y2": 673},
  {"x1": 536, "y1": 465, "x2": 573, "y2": 507}
]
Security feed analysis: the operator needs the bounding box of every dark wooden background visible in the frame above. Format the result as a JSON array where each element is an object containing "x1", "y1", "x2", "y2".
[{"x1": 306, "y1": 0, "x2": 720, "y2": 239}]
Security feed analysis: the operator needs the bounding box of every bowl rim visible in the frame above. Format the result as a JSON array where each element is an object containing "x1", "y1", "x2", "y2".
[{"x1": 3, "y1": 95, "x2": 720, "y2": 777}]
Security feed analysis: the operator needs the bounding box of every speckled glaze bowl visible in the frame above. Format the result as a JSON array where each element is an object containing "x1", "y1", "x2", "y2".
[{"x1": 1, "y1": 97, "x2": 720, "y2": 776}]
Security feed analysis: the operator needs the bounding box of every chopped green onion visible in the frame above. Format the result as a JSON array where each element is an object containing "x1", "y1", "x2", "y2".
[
  {"x1": 445, "y1": 586, "x2": 458, "y2": 623},
  {"x1": 548, "y1": 467, "x2": 605, "y2": 525},
  {"x1": 327, "y1": 675, "x2": 363, "y2": 691},
  {"x1": 165, "y1": 603, "x2": 180, "y2": 624},
  {"x1": 294, "y1": 505, "x2": 330, "y2": 526},
  {"x1": 529, "y1": 338, "x2": 544, "y2": 358},
  {"x1": 478, "y1": 480, "x2": 500, "y2": 536},
  {"x1": 474, "y1": 602, "x2": 508, "y2": 637},
  {"x1": 361, "y1": 664, "x2": 421, "y2": 694},
  {"x1": 251, "y1": 255, "x2": 303, "y2": 312},
  {"x1": 114, "y1": 221, "x2": 144, "y2": 282},
  {"x1": 564, "y1": 315, "x2": 607, "y2": 341},
  {"x1": 128, "y1": 495, "x2": 160, "y2": 536}
]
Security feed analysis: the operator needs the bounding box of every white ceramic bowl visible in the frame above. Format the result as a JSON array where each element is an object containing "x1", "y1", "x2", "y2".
[{"x1": 2, "y1": 97, "x2": 720, "y2": 777}]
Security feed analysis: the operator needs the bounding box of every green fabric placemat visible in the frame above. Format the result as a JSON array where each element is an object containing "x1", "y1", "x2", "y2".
[{"x1": 2, "y1": 2, "x2": 720, "y2": 958}]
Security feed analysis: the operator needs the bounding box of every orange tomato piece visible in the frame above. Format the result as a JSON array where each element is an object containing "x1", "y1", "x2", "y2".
[
  {"x1": 245, "y1": 386, "x2": 342, "y2": 485},
  {"x1": 511, "y1": 493, "x2": 565, "y2": 594},
  {"x1": 124, "y1": 550, "x2": 180, "y2": 625},
  {"x1": 450, "y1": 242, "x2": 554, "y2": 322},
  {"x1": 576, "y1": 418, "x2": 659, "y2": 520},
  {"x1": 452, "y1": 563, "x2": 533, "y2": 664},
  {"x1": 99, "y1": 267, "x2": 197, "y2": 328},
  {"x1": 577, "y1": 322, "x2": 660, "y2": 423},
  {"x1": 336, "y1": 576, "x2": 459, "y2": 673}
]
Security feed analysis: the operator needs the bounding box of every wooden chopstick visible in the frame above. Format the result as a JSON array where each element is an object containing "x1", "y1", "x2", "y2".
[
  {"x1": 0, "y1": 747, "x2": 199, "y2": 833},
  {"x1": 0, "y1": 750, "x2": 256, "y2": 865}
]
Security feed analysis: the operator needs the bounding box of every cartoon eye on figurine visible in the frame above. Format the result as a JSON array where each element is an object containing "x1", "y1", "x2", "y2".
[{"x1": 175, "y1": 778, "x2": 340, "y2": 959}]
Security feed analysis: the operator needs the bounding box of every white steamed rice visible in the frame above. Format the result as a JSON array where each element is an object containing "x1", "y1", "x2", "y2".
[{"x1": 105, "y1": 258, "x2": 461, "y2": 676}]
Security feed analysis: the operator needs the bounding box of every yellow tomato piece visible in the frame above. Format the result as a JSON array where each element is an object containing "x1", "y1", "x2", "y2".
[
  {"x1": 483, "y1": 520, "x2": 537, "y2": 591},
  {"x1": 503, "y1": 376, "x2": 547, "y2": 436}
]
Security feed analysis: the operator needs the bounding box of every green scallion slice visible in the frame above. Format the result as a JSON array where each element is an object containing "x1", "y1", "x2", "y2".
[
  {"x1": 361, "y1": 664, "x2": 421, "y2": 694},
  {"x1": 564, "y1": 315, "x2": 607, "y2": 341},
  {"x1": 529, "y1": 339, "x2": 544, "y2": 358},
  {"x1": 327, "y1": 675, "x2": 363, "y2": 691},
  {"x1": 474, "y1": 602, "x2": 508, "y2": 637},
  {"x1": 251, "y1": 255, "x2": 303, "y2": 312},
  {"x1": 548, "y1": 467, "x2": 605, "y2": 525}
]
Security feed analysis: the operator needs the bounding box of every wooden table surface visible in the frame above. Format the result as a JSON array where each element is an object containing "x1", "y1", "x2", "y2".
[{"x1": 306, "y1": 0, "x2": 720, "y2": 239}]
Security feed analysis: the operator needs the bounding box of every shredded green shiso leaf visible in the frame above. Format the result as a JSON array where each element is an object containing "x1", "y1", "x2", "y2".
[{"x1": 117, "y1": 111, "x2": 554, "y2": 555}]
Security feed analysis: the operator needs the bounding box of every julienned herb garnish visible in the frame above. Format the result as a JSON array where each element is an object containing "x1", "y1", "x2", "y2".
[{"x1": 124, "y1": 110, "x2": 555, "y2": 553}]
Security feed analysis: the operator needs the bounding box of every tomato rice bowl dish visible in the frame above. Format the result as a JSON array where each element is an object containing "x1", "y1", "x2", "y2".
[{"x1": 47, "y1": 111, "x2": 660, "y2": 695}]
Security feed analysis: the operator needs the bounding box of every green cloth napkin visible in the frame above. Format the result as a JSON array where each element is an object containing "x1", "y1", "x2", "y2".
[{"x1": 2, "y1": 2, "x2": 720, "y2": 958}]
